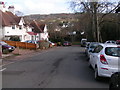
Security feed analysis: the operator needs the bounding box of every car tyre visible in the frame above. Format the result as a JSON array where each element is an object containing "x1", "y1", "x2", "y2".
[
  {"x1": 88, "y1": 62, "x2": 92, "y2": 69},
  {"x1": 87, "y1": 57, "x2": 90, "y2": 61},
  {"x1": 95, "y1": 67, "x2": 100, "y2": 81},
  {"x1": 3, "y1": 49, "x2": 9, "y2": 54},
  {"x1": 109, "y1": 84, "x2": 119, "y2": 90},
  {"x1": 109, "y1": 73, "x2": 120, "y2": 90}
]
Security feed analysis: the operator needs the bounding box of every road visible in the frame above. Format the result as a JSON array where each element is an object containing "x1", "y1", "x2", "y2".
[{"x1": 2, "y1": 46, "x2": 109, "y2": 88}]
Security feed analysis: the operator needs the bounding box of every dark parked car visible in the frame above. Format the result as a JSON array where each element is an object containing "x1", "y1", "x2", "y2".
[
  {"x1": 0, "y1": 41, "x2": 15, "y2": 54},
  {"x1": 116, "y1": 40, "x2": 120, "y2": 45},
  {"x1": 63, "y1": 41, "x2": 72, "y2": 46},
  {"x1": 109, "y1": 72, "x2": 120, "y2": 90}
]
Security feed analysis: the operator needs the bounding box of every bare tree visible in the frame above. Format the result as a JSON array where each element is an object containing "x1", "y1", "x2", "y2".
[{"x1": 69, "y1": 0, "x2": 120, "y2": 42}]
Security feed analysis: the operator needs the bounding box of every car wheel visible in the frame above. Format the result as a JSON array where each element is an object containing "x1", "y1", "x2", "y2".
[
  {"x1": 109, "y1": 84, "x2": 119, "y2": 90},
  {"x1": 3, "y1": 49, "x2": 9, "y2": 54},
  {"x1": 109, "y1": 73, "x2": 120, "y2": 90},
  {"x1": 95, "y1": 67, "x2": 100, "y2": 81},
  {"x1": 87, "y1": 57, "x2": 90, "y2": 61},
  {"x1": 88, "y1": 62, "x2": 92, "y2": 69}
]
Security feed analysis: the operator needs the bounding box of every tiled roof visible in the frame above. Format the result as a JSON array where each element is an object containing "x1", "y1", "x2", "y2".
[
  {"x1": 30, "y1": 20, "x2": 45, "y2": 33},
  {"x1": 27, "y1": 32, "x2": 37, "y2": 35},
  {"x1": 0, "y1": 10, "x2": 21, "y2": 26}
]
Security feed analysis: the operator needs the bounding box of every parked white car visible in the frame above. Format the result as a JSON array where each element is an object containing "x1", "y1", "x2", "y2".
[
  {"x1": 85, "y1": 42, "x2": 99, "y2": 60},
  {"x1": 81, "y1": 38, "x2": 87, "y2": 47},
  {"x1": 105, "y1": 40, "x2": 116, "y2": 44},
  {"x1": 48, "y1": 41, "x2": 55, "y2": 46},
  {"x1": 89, "y1": 43, "x2": 120, "y2": 80},
  {"x1": 24, "y1": 40, "x2": 39, "y2": 48}
]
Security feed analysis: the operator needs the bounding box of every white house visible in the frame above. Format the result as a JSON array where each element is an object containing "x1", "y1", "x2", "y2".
[
  {"x1": 30, "y1": 20, "x2": 49, "y2": 41},
  {"x1": 2, "y1": 13, "x2": 33, "y2": 41},
  {"x1": 0, "y1": 2, "x2": 33, "y2": 41},
  {"x1": 0, "y1": 1, "x2": 49, "y2": 42}
]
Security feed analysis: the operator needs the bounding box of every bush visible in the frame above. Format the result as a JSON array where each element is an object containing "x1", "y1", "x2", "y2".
[
  {"x1": 39, "y1": 40, "x2": 50, "y2": 49},
  {"x1": 9, "y1": 36, "x2": 21, "y2": 41}
]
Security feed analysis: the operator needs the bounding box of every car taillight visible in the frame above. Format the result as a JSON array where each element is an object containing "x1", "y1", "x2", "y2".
[{"x1": 100, "y1": 54, "x2": 108, "y2": 64}]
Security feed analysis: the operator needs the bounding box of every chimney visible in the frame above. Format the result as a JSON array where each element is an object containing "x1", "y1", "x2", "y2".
[
  {"x1": 8, "y1": 6, "x2": 15, "y2": 14},
  {"x1": 0, "y1": 1, "x2": 5, "y2": 12}
]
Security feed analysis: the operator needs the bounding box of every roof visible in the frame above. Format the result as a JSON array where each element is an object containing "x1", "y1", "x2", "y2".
[
  {"x1": 30, "y1": 20, "x2": 45, "y2": 33},
  {"x1": 0, "y1": 10, "x2": 21, "y2": 26},
  {"x1": 101, "y1": 43, "x2": 120, "y2": 47},
  {"x1": 27, "y1": 32, "x2": 37, "y2": 35}
]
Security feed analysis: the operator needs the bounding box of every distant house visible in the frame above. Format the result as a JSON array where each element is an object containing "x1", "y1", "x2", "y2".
[{"x1": 30, "y1": 20, "x2": 49, "y2": 41}]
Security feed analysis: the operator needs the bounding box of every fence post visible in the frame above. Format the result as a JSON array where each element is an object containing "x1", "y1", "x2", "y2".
[
  {"x1": 25, "y1": 43, "x2": 27, "y2": 49},
  {"x1": 35, "y1": 44, "x2": 38, "y2": 50},
  {"x1": 16, "y1": 42, "x2": 20, "y2": 55}
]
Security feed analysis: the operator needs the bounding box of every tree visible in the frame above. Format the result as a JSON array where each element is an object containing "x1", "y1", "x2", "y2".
[{"x1": 70, "y1": 0, "x2": 120, "y2": 42}]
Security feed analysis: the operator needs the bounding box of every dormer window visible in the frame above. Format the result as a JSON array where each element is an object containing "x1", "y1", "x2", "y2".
[{"x1": 12, "y1": 25, "x2": 15, "y2": 29}]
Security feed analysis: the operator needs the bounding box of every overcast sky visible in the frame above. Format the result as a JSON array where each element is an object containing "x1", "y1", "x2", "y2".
[
  {"x1": 3, "y1": 0, "x2": 118, "y2": 15},
  {"x1": 3, "y1": 0, "x2": 72, "y2": 15}
]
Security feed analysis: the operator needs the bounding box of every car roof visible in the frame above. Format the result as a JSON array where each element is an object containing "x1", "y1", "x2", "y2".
[
  {"x1": 81, "y1": 38, "x2": 87, "y2": 40},
  {"x1": 106, "y1": 40, "x2": 115, "y2": 41},
  {"x1": 89, "y1": 42, "x2": 100, "y2": 45},
  {"x1": 100, "y1": 43, "x2": 120, "y2": 47}
]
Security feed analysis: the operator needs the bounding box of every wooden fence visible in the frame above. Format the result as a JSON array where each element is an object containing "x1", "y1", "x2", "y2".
[{"x1": 3, "y1": 40, "x2": 37, "y2": 50}]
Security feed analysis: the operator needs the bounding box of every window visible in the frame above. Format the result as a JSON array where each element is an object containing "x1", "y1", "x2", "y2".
[
  {"x1": 19, "y1": 25, "x2": 22, "y2": 30},
  {"x1": 12, "y1": 25, "x2": 15, "y2": 29},
  {"x1": 105, "y1": 47, "x2": 120, "y2": 57},
  {"x1": 93, "y1": 45, "x2": 103, "y2": 53},
  {"x1": 89, "y1": 43, "x2": 98, "y2": 49}
]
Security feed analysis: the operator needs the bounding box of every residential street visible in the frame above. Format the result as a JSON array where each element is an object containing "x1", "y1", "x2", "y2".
[{"x1": 2, "y1": 46, "x2": 109, "y2": 88}]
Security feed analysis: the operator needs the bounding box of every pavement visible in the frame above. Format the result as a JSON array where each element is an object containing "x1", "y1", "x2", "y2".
[
  {"x1": 2, "y1": 48, "x2": 37, "y2": 59},
  {"x1": 2, "y1": 47, "x2": 58, "y2": 66}
]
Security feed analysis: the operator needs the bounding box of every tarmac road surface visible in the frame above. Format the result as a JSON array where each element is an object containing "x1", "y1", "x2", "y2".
[{"x1": 2, "y1": 46, "x2": 109, "y2": 88}]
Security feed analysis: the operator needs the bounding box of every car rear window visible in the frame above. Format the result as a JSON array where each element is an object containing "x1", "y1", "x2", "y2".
[
  {"x1": 90, "y1": 44, "x2": 98, "y2": 48},
  {"x1": 105, "y1": 47, "x2": 120, "y2": 57}
]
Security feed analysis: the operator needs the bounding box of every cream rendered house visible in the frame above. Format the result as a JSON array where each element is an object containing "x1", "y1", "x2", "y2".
[
  {"x1": 0, "y1": 2, "x2": 33, "y2": 41},
  {"x1": 0, "y1": 1, "x2": 49, "y2": 42}
]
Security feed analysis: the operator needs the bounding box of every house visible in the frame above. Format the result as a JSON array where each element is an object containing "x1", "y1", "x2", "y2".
[
  {"x1": 0, "y1": 1, "x2": 49, "y2": 42},
  {"x1": 1, "y1": 11, "x2": 33, "y2": 41},
  {"x1": 30, "y1": 20, "x2": 49, "y2": 41},
  {"x1": 0, "y1": 2, "x2": 33, "y2": 41}
]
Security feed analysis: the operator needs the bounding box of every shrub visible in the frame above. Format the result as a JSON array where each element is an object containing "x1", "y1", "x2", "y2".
[
  {"x1": 39, "y1": 40, "x2": 50, "y2": 49},
  {"x1": 9, "y1": 36, "x2": 21, "y2": 41}
]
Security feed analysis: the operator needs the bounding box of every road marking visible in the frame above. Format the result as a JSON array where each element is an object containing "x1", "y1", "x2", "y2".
[{"x1": 0, "y1": 68, "x2": 6, "y2": 72}]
